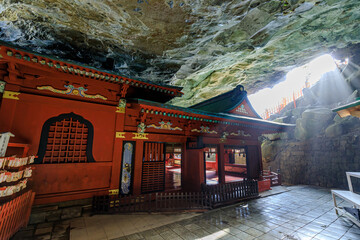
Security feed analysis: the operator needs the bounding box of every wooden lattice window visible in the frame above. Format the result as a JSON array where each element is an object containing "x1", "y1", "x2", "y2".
[
  {"x1": 141, "y1": 142, "x2": 165, "y2": 193},
  {"x1": 36, "y1": 113, "x2": 95, "y2": 164}
]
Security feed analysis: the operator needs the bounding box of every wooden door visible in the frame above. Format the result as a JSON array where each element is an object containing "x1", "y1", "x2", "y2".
[
  {"x1": 246, "y1": 145, "x2": 261, "y2": 179},
  {"x1": 141, "y1": 142, "x2": 165, "y2": 193}
]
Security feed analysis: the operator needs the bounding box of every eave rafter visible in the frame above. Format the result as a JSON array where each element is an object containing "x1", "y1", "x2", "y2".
[{"x1": 138, "y1": 103, "x2": 287, "y2": 133}]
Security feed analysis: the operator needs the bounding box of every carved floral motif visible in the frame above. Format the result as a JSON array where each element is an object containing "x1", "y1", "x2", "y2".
[
  {"x1": 235, "y1": 104, "x2": 248, "y2": 114},
  {"x1": 0, "y1": 81, "x2": 5, "y2": 93},
  {"x1": 220, "y1": 132, "x2": 229, "y2": 143},
  {"x1": 191, "y1": 126, "x2": 218, "y2": 134},
  {"x1": 37, "y1": 85, "x2": 107, "y2": 100},
  {"x1": 230, "y1": 130, "x2": 251, "y2": 137},
  {"x1": 147, "y1": 121, "x2": 183, "y2": 131},
  {"x1": 137, "y1": 122, "x2": 146, "y2": 133},
  {"x1": 117, "y1": 99, "x2": 126, "y2": 113}
]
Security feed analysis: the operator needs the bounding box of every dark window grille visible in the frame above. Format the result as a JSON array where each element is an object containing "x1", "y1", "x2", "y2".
[{"x1": 36, "y1": 113, "x2": 95, "y2": 164}]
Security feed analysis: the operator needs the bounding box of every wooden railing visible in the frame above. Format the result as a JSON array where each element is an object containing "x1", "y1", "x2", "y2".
[
  {"x1": 0, "y1": 190, "x2": 35, "y2": 240},
  {"x1": 201, "y1": 180, "x2": 259, "y2": 207},
  {"x1": 92, "y1": 181, "x2": 258, "y2": 214},
  {"x1": 93, "y1": 192, "x2": 211, "y2": 214}
]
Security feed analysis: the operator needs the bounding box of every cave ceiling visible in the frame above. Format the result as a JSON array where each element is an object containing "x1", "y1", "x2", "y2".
[{"x1": 0, "y1": 0, "x2": 359, "y2": 106}]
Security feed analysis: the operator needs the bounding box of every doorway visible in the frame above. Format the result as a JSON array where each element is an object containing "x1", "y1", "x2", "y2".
[
  {"x1": 165, "y1": 143, "x2": 182, "y2": 191},
  {"x1": 204, "y1": 145, "x2": 219, "y2": 185},
  {"x1": 141, "y1": 142, "x2": 183, "y2": 193},
  {"x1": 224, "y1": 145, "x2": 247, "y2": 183}
]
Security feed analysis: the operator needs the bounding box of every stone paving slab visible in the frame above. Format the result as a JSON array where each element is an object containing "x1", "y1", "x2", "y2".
[
  {"x1": 11, "y1": 185, "x2": 360, "y2": 239},
  {"x1": 108, "y1": 186, "x2": 360, "y2": 240}
]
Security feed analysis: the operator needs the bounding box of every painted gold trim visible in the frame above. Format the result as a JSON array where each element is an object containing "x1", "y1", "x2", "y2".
[
  {"x1": 116, "y1": 107, "x2": 125, "y2": 113},
  {"x1": 3, "y1": 91, "x2": 20, "y2": 100},
  {"x1": 109, "y1": 189, "x2": 119, "y2": 195},
  {"x1": 220, "y1": 139, "x2": 227, "y2": 143},
  {"x1": 116, "y1": 132, "x2": 126, "y2": 138},
  {"x1": 132, "y1": 133, "x2": 149, "y2": 140}
]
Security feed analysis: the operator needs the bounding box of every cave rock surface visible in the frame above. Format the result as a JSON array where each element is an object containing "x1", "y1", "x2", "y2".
[{"x1": 0, "y1": 0, "x2": 359, "y2": 106}]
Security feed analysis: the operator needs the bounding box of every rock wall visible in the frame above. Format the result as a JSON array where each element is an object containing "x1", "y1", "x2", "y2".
[
  {"x1": 263, "y1": 128, "x2": 360, "y2": 189},
  {"x1": 262, "y1": 67, "x2": 360, "y2": 190}
]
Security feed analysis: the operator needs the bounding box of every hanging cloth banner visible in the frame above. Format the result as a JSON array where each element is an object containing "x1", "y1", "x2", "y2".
[
  {"x1": 0, "y1": 132, "x2": 14, "y2": 157},
  {"x1": 120, "y1": 142, "x2": 135, "y2": 195}
]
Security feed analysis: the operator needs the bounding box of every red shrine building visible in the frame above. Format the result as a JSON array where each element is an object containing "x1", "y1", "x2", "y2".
[{"x1": 0, "y1": 43, "x2": 292, "y2": 205}]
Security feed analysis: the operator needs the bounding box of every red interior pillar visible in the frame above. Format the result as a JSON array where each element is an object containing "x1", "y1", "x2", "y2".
[
  {"x1": 133, "y1": 140, "x2": 144, "y2": 195},
  {"x1": 181, "y1": 142, "x2": 187, "y2": 190},
  {"x1": 218, "y1": 143, "x2": 225, "y2": 184}
]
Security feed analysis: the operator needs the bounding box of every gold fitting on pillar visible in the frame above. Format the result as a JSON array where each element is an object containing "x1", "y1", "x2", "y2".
[{"x1": 3, "y1": 91, "x2": 20, "y2": 100}]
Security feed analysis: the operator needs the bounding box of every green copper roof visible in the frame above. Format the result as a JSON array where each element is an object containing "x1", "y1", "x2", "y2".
[
  {"x1": 131, "y1": 98, "x2": 294, "y2": 131},
  {"x1": 332, "y1": 98, "x2": 360, "y2": 112},
  {"x1": 190, "y1": 85, "x2": 261, "y2": 118}
]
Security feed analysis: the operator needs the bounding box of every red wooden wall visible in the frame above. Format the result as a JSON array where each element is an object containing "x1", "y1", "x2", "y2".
[{"x1": 0, "y1": 92, "x2": 117, "y2": 204}]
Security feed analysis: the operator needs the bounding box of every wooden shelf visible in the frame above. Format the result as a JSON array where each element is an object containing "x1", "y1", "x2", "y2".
[
  {"x1": 6, "y1": 143, "x2": 30, "y2": 158},
  {"x1": 332, "y1": 171, "x2": 360, "y2": 227},
  {"x1": 346, "y1": 172, "x2": 360, "y2": 178},
  {"x1": 346, "y1": 172, "x2": 360, "y2": 192},
  {"x1": 332, "y1": 190, "x2": 360, "y2": 207}
]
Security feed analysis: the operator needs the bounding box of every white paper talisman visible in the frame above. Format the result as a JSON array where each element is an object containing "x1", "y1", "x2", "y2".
[{"x1": 0, "y1": 132, "x2": 14, "y2": 157}]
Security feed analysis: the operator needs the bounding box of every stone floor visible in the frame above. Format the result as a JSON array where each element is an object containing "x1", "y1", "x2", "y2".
[{"x1": 12, "y1": 185, "x2": 360, "y2": 240}]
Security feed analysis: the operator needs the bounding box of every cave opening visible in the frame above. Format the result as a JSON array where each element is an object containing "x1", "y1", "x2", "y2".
[{"x1": 249, "y1": 54, "x2": 350, "y2": 119}]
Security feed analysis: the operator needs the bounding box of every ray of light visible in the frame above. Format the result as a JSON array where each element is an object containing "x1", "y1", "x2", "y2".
[{"x1": 248, "y1": 54, "x2": 342, "y2": 118}]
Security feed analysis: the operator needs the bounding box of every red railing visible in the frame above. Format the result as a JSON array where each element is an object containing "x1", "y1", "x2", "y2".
[
  {"x1": 0, "y1": 190, "x2": 35, "y2": 240},
  {"x1": 262, "y1": 170, "x2": 282, "y2": 186},
  {"x1": 262, "y1": 83, "x2": 310, "y2": 119}
]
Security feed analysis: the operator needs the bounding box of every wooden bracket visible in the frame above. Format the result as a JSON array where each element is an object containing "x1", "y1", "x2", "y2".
[
  {"x1": 7, "y1": 62, "x2": 21, "y2": 83},
  {"x1": 140, "y1": 111, "x2": 147, "y2": 122},
  {"x1": 137, "y1": 111, "x2": 148, "y2": 130},
  {"x1": 120, "y1": 84, "x2": 129, "y2": 98}
]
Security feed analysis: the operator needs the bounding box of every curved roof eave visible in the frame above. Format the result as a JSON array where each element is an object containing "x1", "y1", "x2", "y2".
[
  {"x1": 0, "y1": 40, "x2": 182, "y2": 91},
  {"x1": 133, "y1": 99, "x2": 295, "y2": 130}
]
